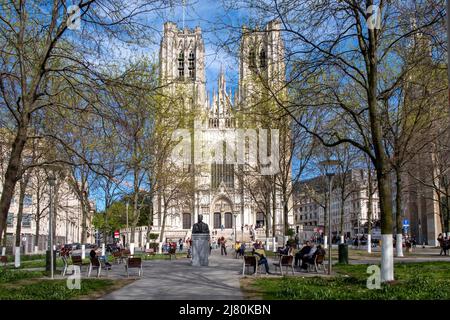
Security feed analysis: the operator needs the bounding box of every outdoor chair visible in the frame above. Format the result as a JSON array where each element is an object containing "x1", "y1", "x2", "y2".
[
  {"x1": 71, "y1": 255, "x2": 88, "y2": 272},
  {"x1": 88, "y1": 256, "x2": 102, "y2": 278},
  {"x1": 61, "y1": 255, "x2": 68, "y2": 276},
  {"x1": 307, "y1": 253, "x2": 326, "y2": 273},
  {"x1": 242, "y1": 255, "x2": 259, "y2": 276},
  {"x1": 273, "y1": 255, "x2": 294, "y2": 276},
  {"x1": 121, "y1": 249, "x2": 131, "y2": 259},
  {"x1": 125, "y1": 257, "x2": 143, "y2": 277},
  {"x1": 165, "y1": 247, "x2": 176, "y2": 260},
  {"x1": 113, "y1": 251, "x2": 123, "y2": 264}
]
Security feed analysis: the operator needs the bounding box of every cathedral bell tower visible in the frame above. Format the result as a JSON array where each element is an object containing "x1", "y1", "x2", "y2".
[{"x1": 159, "y1": 22, "x2": 207, "y2": 110}]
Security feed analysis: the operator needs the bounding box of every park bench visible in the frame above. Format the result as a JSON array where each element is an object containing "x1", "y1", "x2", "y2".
[
  {"x1": 242, "y1": 255, "x2": 259, "y2": 276},
  {"x1": 125, "y1": 257, "x2": 143, "y2": 277},
  {"x1": 273, "y1": 255, "x2": 294, "y2": 276},
  {"x1": 113, "y1": 251, "x2": 124, "y2": 264},
  {"x1": 164, "y1": 247, "x2": 177, "y2": 260},
  {"x1": 0, "y1": 256, "x2": 7, "y2": 267},
  {"x1": 71, "y1": 255, "x2": 89, "y2": 273},
  {"x1": 307, "y1": 253, "x2": 326, "y2": 273}
]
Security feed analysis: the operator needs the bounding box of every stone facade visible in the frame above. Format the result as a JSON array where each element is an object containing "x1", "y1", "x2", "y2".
[
  {"x1": 152, "y1": 21, "x2": 293, "y2": 243},
  {"x1": 294, "y1": 169, "x2": 381, "y2": 241}
]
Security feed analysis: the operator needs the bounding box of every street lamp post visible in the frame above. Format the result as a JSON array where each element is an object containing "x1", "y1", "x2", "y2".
[
  {"x1": 327, "y1": 174, "x2": 333, "y2": 274},
  {"x1": 320, "y1": 160, "x2": 340, "y2": 275},
  {"x1": 47, "y1": 174, "x2": 56, "y2": 279},
  {"x1": 126, "y1": 201, "x2": 129, "y2": 247},
  {"x1": 233, "y1": 213, "x2": 238, "y2": 245}
]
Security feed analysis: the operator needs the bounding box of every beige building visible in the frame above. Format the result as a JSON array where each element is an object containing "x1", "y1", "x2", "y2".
[
  {"x1": 1, "y1": 173, "x2": 95, "y2": 253},
  {"x1": 294, "y1": 169, "x2": 381, "y2": 242},
  {"x1": 0, "y1": 138, "x2": 95, "y2": 253}
]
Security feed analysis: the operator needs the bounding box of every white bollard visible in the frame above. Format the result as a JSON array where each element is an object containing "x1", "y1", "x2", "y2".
[
  {"x1": 81, "y1": 245, "x2": 86, "y2": 259},
  {"x1": 130, "y1": 243, "x2": 135, "y2": 255},
  {"x1": 145, "y1": 242, "x2": 149, "y2": 250},
  {"x1": 368, "y1": 234, "x2": 372, "y2": 253},
  {"x1": 272, "y1": 237, "x2": 277, "y2": 252},
  {"x1": 101, "y1": 243, "x2": 105, "y2": 256},
  {"x1": 324, "y1": 236, "x2": 328, "y2": 249},
  {"x1": 14, "y1": 247, "x2": 21, "y2": 268},
  {"x1": 1, "y1": 247, "x2": 5, "y2": 256},
  {"x1": 340, "y1": 235, "x2": 344, "y2": 244}
]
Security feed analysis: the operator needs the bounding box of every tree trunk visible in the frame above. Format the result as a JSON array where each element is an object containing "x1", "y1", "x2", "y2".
[
  {"x1": 35, "y1": 218, "x2": 40, "y2": 251},
  {"x1": 159, "y1": 202, "x2": 167, "y2": 243},
  {"x1": 272, "y1": 176, "x2": 276, "y2": 237},
  {"x1": 283, "y1": 191, "x2": 289, "y2": 236},
  {"x1": 130, "y1": 188, "x2": 139, "y2": 243},
  {"x1": 368, "y1": 33, "x2": 394, "y2": 281},
  {"x1": 367, "y1": 169, "x2": 373, "y2": 235},
  {"x1": 81, "y1": 198, "x2": 88, "y2": 243},
  {"x1": 15, "y1": 181, "x2": 27, "y2": 247},
  {"x1": 395, "y1": 168, "x2": 404, "y2": 257},
  {"x1": 378, "y1": 170, "x2": 394, "y2": 282},
  {"x1": 35, "y1": 194, "x2": 41, "y2": 251},
  {"x1": 52, "y1": 183, "x2": 60, "y2": 246},
  {"x1": 0, "y1": 124, "x2": 28, "y2": 243},
  {"x1": 340, "y1": 189, "x2": 345, "y2": 238},
  {"x1": 265, "y1": 201, "x2": 270, "y2": 238}
]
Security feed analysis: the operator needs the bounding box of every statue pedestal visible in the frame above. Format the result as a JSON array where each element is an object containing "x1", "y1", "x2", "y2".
[{"x1": 191, "y1": 233, "x2": 210, "y2": 267}]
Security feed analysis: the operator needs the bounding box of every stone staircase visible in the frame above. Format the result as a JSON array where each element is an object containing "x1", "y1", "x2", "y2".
[{"x1": 163, "y1": 230, "x2": 188, "y2": 241}]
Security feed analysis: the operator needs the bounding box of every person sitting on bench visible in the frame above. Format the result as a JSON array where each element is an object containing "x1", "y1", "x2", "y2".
[
  {"x1": 239, "y1": 242, "x2": 246, "y2": 257},
  {"x1": 295, "y1": 241, "x2": 312, "y2": 267},
  {"x1": 301, "y1": 245, "x2": 325, "y2": 270},
  {"x1": 252, "y1": 248, "x2": 272, "y2": 274},
  {"x1": 278, "y1": 241, "x2": 291, "y2": 255},
  {"x1": 300, "y1": 244, "x2": 317, "y2": 270}
]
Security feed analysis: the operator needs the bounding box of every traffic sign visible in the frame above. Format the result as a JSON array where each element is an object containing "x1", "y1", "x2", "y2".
[
  {"x1": 114, "y1": 230, "x2": 120, "y2": 239},
  {"x1": 402, "y1": 219, "x2": 409, "y2": 227}
]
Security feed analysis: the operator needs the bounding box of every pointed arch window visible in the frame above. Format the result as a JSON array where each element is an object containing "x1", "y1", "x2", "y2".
[
  {"x1": 259, "y1": 48, "x2": 266, "y2": 68},
  {"x1": 249, "y1": 48, "x2": 256, "y2": 69},
  {"x1": 188, "y1": 51, "x2": 195, "y2": 79},
  {"x1": 224, "y1": 212, "x2": 232, "y2": 229},
  {"x1": 178, "y1": 51, "x2": 184, "y2": 78},
  {"x1": 182, "y1": 213, "x2": 191, "y2": 230}
]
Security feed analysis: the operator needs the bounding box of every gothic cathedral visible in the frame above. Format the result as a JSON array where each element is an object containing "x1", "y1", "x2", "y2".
[{"x1": 152, "y1": 20, "x2": 293, "y2": 242}]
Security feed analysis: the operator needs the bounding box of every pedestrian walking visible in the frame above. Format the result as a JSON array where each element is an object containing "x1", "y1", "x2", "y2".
[{"x1": 220, "y1": 237, "x2": 227, "y2": 256}]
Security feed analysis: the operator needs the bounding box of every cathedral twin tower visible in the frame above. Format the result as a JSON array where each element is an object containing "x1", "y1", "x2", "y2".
[{"x1": 154, "y1": 20, "x2": 291, "y2": 239}]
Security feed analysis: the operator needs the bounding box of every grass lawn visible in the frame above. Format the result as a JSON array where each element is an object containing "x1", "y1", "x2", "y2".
[
  {"x1": 0, "y1": 269, "x2": 132, "y2": 300},
  {"x1": 242, "y1": 262, "x2": 450, "y2": 300}
]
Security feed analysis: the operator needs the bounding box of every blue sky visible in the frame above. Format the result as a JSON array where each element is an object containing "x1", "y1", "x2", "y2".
[
  {"x1": 85, "y1": 0, "x2": 265, "y2": 99},
  {"x1": 156, "y1": 0, "x2": 247, "y2": 96}
]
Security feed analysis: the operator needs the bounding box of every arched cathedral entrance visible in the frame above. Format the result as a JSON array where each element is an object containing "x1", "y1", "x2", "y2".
[{"x1": 211, "y1": 197, "x2": 233, "y2": 229}]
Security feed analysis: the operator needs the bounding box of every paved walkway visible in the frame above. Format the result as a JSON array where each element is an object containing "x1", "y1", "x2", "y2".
[{"x1": 100, "y1": 249, "x2": 244, "y2": 300}]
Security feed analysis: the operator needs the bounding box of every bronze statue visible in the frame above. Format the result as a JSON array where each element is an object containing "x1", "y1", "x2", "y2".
[{"x1": 192, "y1": 214, "x2": 210, "y2": 234}]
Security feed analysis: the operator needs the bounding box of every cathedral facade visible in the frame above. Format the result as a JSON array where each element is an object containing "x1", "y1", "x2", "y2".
[{"x1": 151, "y1": 20, "x2": 293, "y2": 242}]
